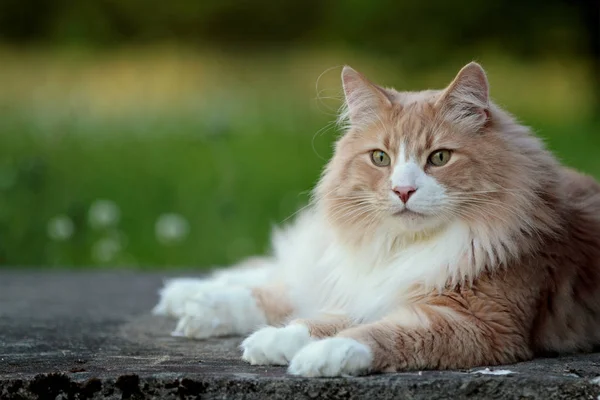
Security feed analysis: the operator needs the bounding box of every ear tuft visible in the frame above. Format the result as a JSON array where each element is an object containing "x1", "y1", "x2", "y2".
[
  {"x1": 436, "y1": 62, "x2": 490, "y2": 131},
  {"x1": 339, "y1": 66, "x2": 392, "y2": 129}
]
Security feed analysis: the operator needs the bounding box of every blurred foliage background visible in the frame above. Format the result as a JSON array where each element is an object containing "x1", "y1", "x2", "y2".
[{"x1": 0, "y1": 0, "x2": 598, "y2": 268}]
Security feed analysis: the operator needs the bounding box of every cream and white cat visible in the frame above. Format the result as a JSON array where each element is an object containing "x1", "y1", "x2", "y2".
[{"x1": 153, "y1": 62, "x2": 600, "y2": 377}]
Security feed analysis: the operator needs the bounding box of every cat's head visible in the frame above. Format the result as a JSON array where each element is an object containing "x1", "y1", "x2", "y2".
[{"x1": 315, "y1": 62, "x2": 560, "y2": 252}]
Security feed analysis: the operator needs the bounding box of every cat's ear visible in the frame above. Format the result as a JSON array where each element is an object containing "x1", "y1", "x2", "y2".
[
  {"x1": 436, "y1": 62, "x2": 490, "y2": 131},
  {"x1": 340, "y1": 66, "x2": 392, "y2": 129}
]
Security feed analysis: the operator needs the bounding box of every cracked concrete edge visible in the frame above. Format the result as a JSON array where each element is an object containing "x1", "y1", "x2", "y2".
[
  {"x1": 2, "y1": 372, "x2": 600, "y2": 400},
  {"x1": 3, "y1": 272, "x2": 600, "y2": 400}
]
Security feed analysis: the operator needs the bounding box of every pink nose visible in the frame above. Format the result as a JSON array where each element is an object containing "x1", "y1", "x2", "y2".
[{"x1": 393, "y1": 186, "x2": 417, "y2": 203}]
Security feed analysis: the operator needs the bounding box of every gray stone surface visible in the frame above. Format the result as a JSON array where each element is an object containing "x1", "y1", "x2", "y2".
[{"x1": 1, "y1": 270, "x2": 600, "y2": 399}]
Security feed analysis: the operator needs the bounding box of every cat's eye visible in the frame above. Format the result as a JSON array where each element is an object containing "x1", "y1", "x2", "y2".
[
  {"x1": 428, "y1": 149, "x2": 452, "y2": 167},
  {"x1": 371, "y1": 150, "x2": 391, "y2": 167}
]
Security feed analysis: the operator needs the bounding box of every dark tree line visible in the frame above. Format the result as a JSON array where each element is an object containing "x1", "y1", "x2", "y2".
[
  {"x1": 0, "y1": 0, "x2": 596, "y2": 112},
  {"x1": 0, "y1": 0, "x2": 592, "y2": 55}
]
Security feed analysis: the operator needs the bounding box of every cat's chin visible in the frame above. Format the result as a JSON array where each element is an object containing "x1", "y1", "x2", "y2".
[
  {"x1": 391, "y1": 208, "x2": 431, "y2": 226},
  {"x1": 388, "y1": 209, "x2": 448, "y2": 238}
]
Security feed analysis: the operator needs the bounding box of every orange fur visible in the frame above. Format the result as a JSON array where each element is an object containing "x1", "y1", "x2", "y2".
[
  {"x1": 248, "y1": 62, "x2": 600, "y2": 373},
  {"x1": 291, "y1": 314, "x2": 353, "y2": 338},
  {"x1": 251, "y1": 284, "x2": 294, "y2": 326}
]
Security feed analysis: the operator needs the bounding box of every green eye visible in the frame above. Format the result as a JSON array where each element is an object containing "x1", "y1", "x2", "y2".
[
  {"x1": 371, "y1": 150, "x2": 391, "y2": 167},
  {"x1": 428, "y1": 149, "x2": 452, "y2": 167}
]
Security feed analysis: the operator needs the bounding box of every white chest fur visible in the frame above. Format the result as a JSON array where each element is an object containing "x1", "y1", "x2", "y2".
[{"x1": 276, "y1": 214, "x2": 473, "y2": 321}]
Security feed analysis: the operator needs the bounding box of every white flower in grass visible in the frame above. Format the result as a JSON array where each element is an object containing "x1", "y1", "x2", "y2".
[
  {"x1": 92, "y1": 237, "x2": 122, "y2": 263},
  {"x1": 155, "y1": 213, "x2": 189, "y2": 244},
  {"x1": 47, "y1": 215, "x2": 74, "y2": 241},
  {"x1": 88, "y1": 199, "x2": 120, "y2": 230}
]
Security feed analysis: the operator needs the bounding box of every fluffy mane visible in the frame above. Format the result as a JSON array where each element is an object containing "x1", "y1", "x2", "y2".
[{"x1": 316, "y1": 64, "x2": 563, "y2": 288}]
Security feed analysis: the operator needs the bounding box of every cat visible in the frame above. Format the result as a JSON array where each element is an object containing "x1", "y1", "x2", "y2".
[{"x1": 152, "y1": 62, "x2": 600, "y2": 377}]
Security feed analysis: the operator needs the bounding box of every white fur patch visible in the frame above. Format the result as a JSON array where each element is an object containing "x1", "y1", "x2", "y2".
[
  {"x1": 389, "y1": 144, "x2": 447, "y2": 216},
  {"x1": 171, "y1": 286, "x2": 267, "y2": 339},
  {"x1": 153, "y1": 261, "x2": 275, "y2": 317},
  {"x1": 390, "y1": 144, "x2": 420, "y2": 188},
  {"x1": 288, "y1": 338, "x2": 373, "y2": 377},
  {"x1": 280, "y1": 211, "x2": 473, "y2": 322},
  {"x1": 241, "y1": 324, "x2": 312, "y2": 365},
  {"x1": 152, "y1": 278, "x2": 222, "y2": 317}
]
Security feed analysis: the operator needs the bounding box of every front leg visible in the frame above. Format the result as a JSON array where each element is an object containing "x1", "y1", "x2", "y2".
[
  {"x1": 172, "y1": 283, "x2": 294, "y2": 339},
  {"x1": 241, "y1": 313, "x2": 352, "y2": 365},
  {"x1": 288, "y1": 300, "x2": 532, "y2": 377},
  {"x1": 152, "y1": 257, "x2": 275, "y2": 318},
  {"x1": 171, "y1": 286, "x2": 267, "y2": 339}
]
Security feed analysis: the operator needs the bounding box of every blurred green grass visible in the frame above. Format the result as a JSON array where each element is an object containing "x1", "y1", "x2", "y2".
[{"x1": 0, "y1": 47, "x2": 598, "y2": 268}]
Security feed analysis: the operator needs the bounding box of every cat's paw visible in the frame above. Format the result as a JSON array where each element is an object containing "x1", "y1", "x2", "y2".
[
  {"x1": 287, "y1": 338, "x2": 373, "y2": 377},
  {"x1": 241, "y1": 325, "x2": 313, "y2": 365},
  {"x1": 171, "y1": 287, "x2": 267, "y2": 339},
  {"x1": 152, "y1": 278, "x2": 222, "y2": 317}
]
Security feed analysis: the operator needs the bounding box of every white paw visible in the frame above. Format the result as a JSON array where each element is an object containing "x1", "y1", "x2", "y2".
[
  {"x1": 241, "y1": 325, "x2": 313, "y2": 365},
  {"x1": 288, "y1": 338, "x2": 373, "y2": 377},
  {"x1": 171, "y1": 287, "x2": 267, "y2": 339},
  {"x1": 152, "y1": 278, "x2": 223, "y2": 317}
]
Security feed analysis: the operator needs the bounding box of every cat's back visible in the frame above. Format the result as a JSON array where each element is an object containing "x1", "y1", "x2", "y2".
[
  {"x1": 531, "y1": 166, "x2": 600, "y2": 354},
  {"x1": 556, "y1": 166, "x2": 600, "y2": 250},
  {"x1": 560, "y1": 167, "x2": 600, "y2": 206}
]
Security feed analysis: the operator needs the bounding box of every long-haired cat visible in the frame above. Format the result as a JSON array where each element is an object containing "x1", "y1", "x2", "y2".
[{"x1": 152, "y1": 62, "x2": 600, "y2": 377}]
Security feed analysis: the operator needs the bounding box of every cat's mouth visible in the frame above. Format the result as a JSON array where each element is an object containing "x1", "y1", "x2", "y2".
[{"x1": 392, "y1": 208, "x2": 423, "y2": 218}]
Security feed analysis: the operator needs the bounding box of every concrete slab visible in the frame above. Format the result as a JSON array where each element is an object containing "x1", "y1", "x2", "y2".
[{"x1": 1, "y1": 270, "x2": 600, "y2": 399}]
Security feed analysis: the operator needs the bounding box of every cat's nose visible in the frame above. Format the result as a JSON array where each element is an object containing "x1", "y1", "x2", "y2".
[{"x1": 392, "y1": 186, "x2": 417, "y2": 203}]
